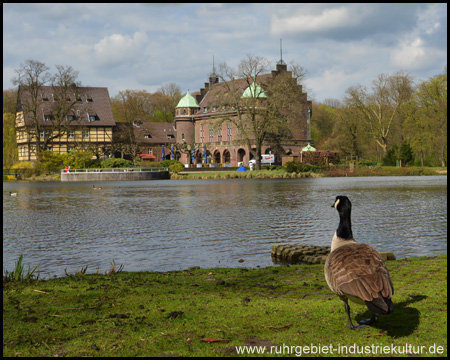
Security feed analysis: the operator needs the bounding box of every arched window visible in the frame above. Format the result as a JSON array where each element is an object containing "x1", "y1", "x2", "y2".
[
  {"x1": 223, "y1": 150, "x2": 231, "y2": 163},
  {"x1": 214, "y1": 150, "x2": 221, "y2": 164},
  {"x1": 237, "y1": 148, "x2": 246, "y2": 162}
]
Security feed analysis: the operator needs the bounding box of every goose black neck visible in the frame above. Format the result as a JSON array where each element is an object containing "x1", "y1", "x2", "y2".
[{"x1": 337, "y1": 208, "x2": 353, "y2": 240}]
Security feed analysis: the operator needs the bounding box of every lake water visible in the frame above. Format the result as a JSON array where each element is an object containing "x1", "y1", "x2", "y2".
[{"x1": 3, "y1": 176, "x2": 447, "y2": 278}]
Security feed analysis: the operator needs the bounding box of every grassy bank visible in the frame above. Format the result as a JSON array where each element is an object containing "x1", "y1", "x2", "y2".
[
  {"x1": 3, "y1": 254, "x2": 447, "y2": 357},
  {"x1": 172, "y1": 166, "x2": 445, "y2": 180}
]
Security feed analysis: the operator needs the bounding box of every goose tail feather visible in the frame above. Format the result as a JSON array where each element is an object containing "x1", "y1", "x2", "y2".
[{"x1": 365, "y1": 296, "x2": 394, "y2": 315}]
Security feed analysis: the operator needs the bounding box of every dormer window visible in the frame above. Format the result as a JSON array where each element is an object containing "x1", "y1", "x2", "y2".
[
  {"x1": 67, "y1": 115, "x2": 76, "y2": 121},
  {"x1": 44, "y1": 114, "x2": 52, "y2": 121},
  {"x1": 204, "y1": 107, "x2": 208, "y2": 113},
  {"x1": 88, "y1": 112, "x2": 98, "y2": 122},
  {"x1": 86, "y1": 94, "x2": 93, "y2": 102},
  {"x1": 144, "y1": 134, "x2": 152, "y2": 139}
]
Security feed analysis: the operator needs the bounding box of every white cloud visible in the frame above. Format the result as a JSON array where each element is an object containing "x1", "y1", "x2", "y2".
[
  {"x1": 93, "y1": 31, "x2": 148, "y2": 66},
  {"x1": 390, "y1": 37, "x2": 427, "y2": 69},
  {"x1": 306, "y1": 68, "x2": 365, "y2": 102},
  {"x1": 271, "y1": 5, "x2": 365, "y2": 35}
]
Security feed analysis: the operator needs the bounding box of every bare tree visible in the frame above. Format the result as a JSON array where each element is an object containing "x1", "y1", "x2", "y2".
[
  {"x1": 44, "y1": 65, "x2": 82, "y2": 146},
  {"x1": 345, "y1": 72, "x2": 414, "y2": 155},
  {"x1": 157, "y1": 83, "x2": 182, "y2": 119},
  {"x1": 13, "y1": 60, "x2": 81, "y2": 155},
  {"x1": 12, "y1": 59, "x2": 51, "y2": 154},
  {"x1": 215, "y1": 54, "x2": 309, "y2": 169}
]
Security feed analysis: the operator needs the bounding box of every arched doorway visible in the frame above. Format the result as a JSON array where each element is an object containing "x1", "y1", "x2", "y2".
[
  {"x1": 214, "y1": 150, "x2": 221, "y2": 164},
  {"x1": 223, "y1": 149, "x2": 231, "y2": 163},
  {"x1": 195, "y1": 151, "x2": 203, "y2": 164},
  {"x1": 237, "y1": 148, "x2": 246, "y2": 162}
]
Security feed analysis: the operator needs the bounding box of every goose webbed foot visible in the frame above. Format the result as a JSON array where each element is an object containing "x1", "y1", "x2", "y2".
[
  {"x1": 344, "y1": 302, "x2": 368, "y2": 330},
  {"x1": 358, "y1": 315, "x2": 378, "y2": 325},
  {"x1": 346, "y1": 323, "x2": 367, "y2": 330}
]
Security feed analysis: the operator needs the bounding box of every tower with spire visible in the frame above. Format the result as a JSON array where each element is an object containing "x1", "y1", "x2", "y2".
[
  {"x1": 209, "y1": 55, "x2": 219, "y2": 86},
  {"x1": 276, "y1": 39, "x2": 287, "y2": 72}
]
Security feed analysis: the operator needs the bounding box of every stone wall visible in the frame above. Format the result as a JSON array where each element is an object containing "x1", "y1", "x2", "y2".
[
  {"x1": 61, "y1": 170, "x2": 169, "y2": 182},
  {"x1": 272, "y1": 244, "x2": 396, "y2": 265}
]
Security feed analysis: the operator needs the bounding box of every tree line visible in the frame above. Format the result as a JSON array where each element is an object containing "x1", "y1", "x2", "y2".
[
  {"x1": 3, "y1": 58, "x2": 447, "y2": 168},
  {"x1": 311, "y1": 69, "x2": 447, "y2": 167}
]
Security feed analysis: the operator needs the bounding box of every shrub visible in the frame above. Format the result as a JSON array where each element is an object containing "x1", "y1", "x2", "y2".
[
  {"x1": 101, "y1": 158, "x2": 133, "y2": 168},
  {"x1": 10, "y1": 161, "x2": 34, "y2": 177},
  {"x1": 382, "y1": 142, "x2": 414, "y2": 166},
  {"x1": 63, "y1": 150, "x2": 94, "y2": 169},
  {"x1": 35, "y1": 151, "x2": 64, "y2": 175},
  {"x1": 284, "y1": 161, "x2": 300, "y2": 173},
  {"x1": 10, "y1": 161, "x2": 33, "y2": 170},
  {"x1": 267, "y1": 165, "x2": 283, "y2": 171},
  {"x1": 160, "y1": 159, "x2": 183, "y2": 168},
  {"x1": 169, "y1": 162, "x2": 184, "y2": 174}
]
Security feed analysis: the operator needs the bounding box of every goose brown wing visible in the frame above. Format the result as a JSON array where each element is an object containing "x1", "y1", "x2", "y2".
[{"x1": 327, "y1": 243, "x2": 393, "y2": 302}]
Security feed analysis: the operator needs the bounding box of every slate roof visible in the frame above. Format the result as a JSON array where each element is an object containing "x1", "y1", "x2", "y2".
[
  {"x1": 17, "y1": 86, "x2": 115, "y2": 127},
  {"x1": 133, "y1": 122, "x2": 177, "y2": 145},
  {"x1": 196, "y1": 74, "x2": 272, "y2": 115}
]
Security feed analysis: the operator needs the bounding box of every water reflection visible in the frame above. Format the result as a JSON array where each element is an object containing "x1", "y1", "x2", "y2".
[{"x1": 3, "y1": 176, "x2": 447, "y2": 278}]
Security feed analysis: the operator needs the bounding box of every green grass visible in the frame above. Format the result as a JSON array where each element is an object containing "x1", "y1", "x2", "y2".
[
  {"x1": 172, "y1": 168, "x2": 316, "y2": 180},
  {"x1": 3, "y1": 254, "x2": 447, "y2": 357},
  {"x1": 171, "y1": 166, "x2": 446, "y2": 180}
]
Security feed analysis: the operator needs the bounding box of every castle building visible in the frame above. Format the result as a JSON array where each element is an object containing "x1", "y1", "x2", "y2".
[{"x1": 174, "y1": 62, "x2": 313, "y2": 167}]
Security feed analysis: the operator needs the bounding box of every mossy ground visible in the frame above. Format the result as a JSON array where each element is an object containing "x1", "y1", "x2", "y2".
[{"x1": 3, "y1": 255, "x2": 447, "y2": 357}]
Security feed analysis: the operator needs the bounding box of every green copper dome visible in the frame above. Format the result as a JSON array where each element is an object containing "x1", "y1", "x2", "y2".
[
  {"x1": 176, "y1": 90, "x2": 200, "y2": 108},
  {"x1": 302, "y1": 144, "x2": 316, "y2": 151},
  {"x1": 241, "y1": 82, "x2": 267, "y2": 99}
]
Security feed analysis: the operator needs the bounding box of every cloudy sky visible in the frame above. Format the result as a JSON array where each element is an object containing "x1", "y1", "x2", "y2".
[{"x1": 3, "y1": 3, "x2": 447, "y2": 103}]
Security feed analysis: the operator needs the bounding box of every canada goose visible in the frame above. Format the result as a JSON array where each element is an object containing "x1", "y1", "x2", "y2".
[
  {"x1": 9, "y1": 192, "x2": 18, "y2": 196},
  {"x1": 325, "y1": 195, "x2": 394, "y2": 330},
  {"x1": 93, "y1": 185, "x2": 102, "y2": 190}
]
